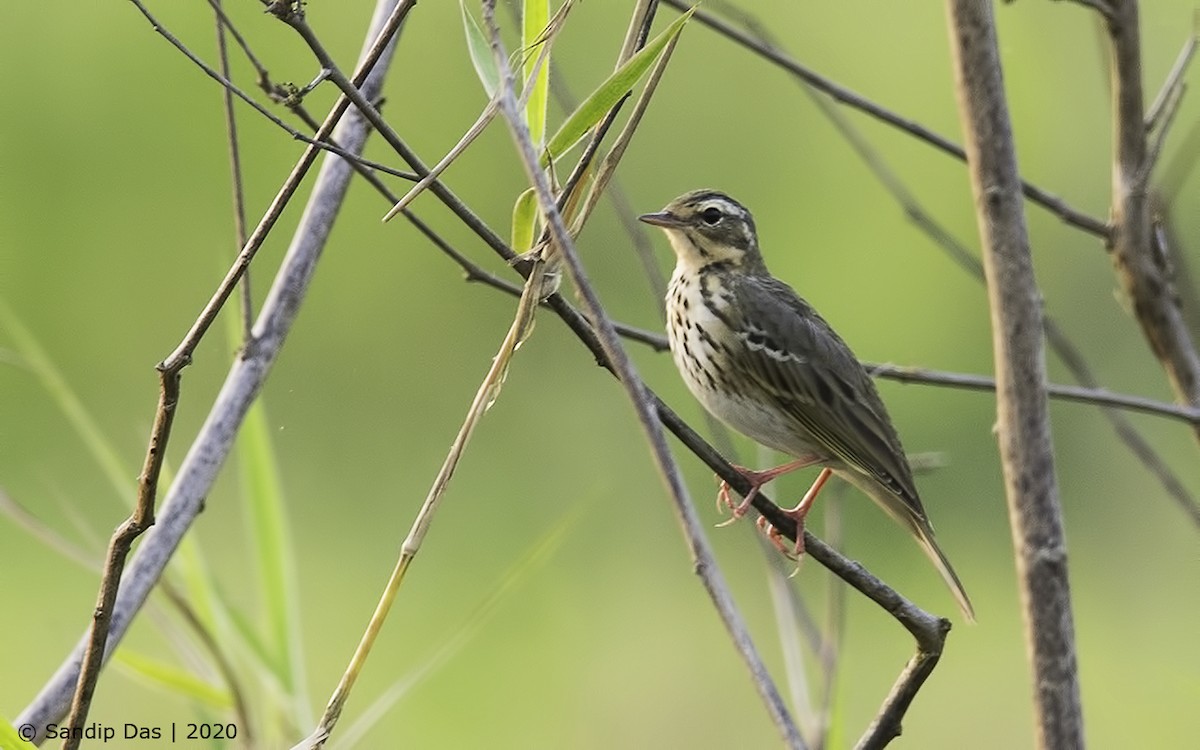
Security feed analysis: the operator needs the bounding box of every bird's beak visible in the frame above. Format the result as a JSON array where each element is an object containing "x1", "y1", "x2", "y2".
[{"x1": 638, "y1": 210, "x2": 686, "y2": 228}]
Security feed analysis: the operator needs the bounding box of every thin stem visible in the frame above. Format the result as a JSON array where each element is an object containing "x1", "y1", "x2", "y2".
[
  {"x1": 214, "y1": 0, "x2": 254, "y2": 342},
  {"x1": 1144, "y1": 30, "x2": 1197, "y2": 131}
]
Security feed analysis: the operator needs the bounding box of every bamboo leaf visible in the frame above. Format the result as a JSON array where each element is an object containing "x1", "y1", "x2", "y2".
[
  {"x1": 0, "y1": 715, "x2": 36, "y2": 749},
  {"x1": 543, "y1": 7, "x2": 694, "y2": 165},
  {"x1": 459, "y1": 0, "x2": 499, "y2": 97},
  {"x1": 511, "y1": 187, "x2": 539, "y2": 253},
  {"x1": 522, "y1": 0, "x2": 551, "y2": 148}
]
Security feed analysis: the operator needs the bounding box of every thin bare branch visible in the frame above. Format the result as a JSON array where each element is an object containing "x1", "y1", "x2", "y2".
[
  {"x1": 1100, "y1": 0, "x2": 1200, "y2": 444},
  {"x1": 1144, "y1": 81, "x2": 1187, "y2": 181},
  {"x1": 661, "y1": 0, "x2": 1111, "y2": 239},
  {"x1": 868, "y1": 362, "x2": 1200, "y2": 424},
  {"x1": 946, "y1": 2, "x2": 1083, "y2": 747},
  {"x1": 206, "y1": 0, "x2": 271, "y2": 82},
  {"x1": 214, "y1": 0, "x2": 254, "y2": 343},
  {"x1": 1145, "y1": 30, "x2": 1197, "y2": 131}
]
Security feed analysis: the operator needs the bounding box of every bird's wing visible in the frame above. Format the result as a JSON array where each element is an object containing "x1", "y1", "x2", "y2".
[{"x1": 728, "y1": 273, "x2": 927, "y2": 519}]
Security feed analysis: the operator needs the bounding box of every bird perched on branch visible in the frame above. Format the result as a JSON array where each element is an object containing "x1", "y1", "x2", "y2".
[{"x1": 640, "y1": 189, "x2": 974, "y2": 622}]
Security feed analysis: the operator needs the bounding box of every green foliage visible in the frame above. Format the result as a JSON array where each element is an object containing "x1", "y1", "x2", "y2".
[
  {"x1": 511, "y1": 187, "x2": 539, "y2": 253},
  {"x1": 521, "y1": 0, "x2": 551, "y2": 148},
  {"x1": 114, "y1": 652, "x2": 232, "y2": 710},
  {"x1": 542, "y1": 7, "x2": 695, "y2": 165},
  {"x1": 0, "y1": 716, "x2": 36, "y2": 750},
  {"x1": 459, "y1": 0, "x2": 499, "y2": 97}
]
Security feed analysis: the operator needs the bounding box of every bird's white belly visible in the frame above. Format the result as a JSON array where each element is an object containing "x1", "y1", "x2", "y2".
[{"x1": 667, "y1": 269, "x2": 823, "y2": 459}]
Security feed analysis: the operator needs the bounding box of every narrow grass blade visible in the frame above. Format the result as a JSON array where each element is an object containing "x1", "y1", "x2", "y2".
[
  {"x1": 113, "y1": 651, "x2": 232, "y2": 709},
  {"x1": 459, "y1": 0, "x2": 499, "y2": 97},
  {"x1": 237, "y1": 400, "x2": 309, "y2": 722}
]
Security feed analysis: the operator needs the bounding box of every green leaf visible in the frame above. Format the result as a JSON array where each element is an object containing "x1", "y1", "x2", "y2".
[
  {"x1": 238, "y1": 402, "x2": 304, "y2": 689},
  {"x1": 0, "y1": 714, "x2": 37, "y2": 749},
  {"x1": 459, "y1": 0, "x2": 499, "y2": 97},
  {"x1": 543, "y1": 6, "x2": 695, "y2": 164},
  {"x1": 114, "y1": 650, "x2": 233, "y2": 709},
  {"x1": 511, "y1": 187, "x2": 539, "y2": 253},
  {"x1": 522, "y1": 0, "x2": 551, "y2": 148}
]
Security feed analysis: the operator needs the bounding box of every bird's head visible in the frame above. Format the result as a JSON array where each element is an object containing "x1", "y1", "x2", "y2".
[{"x1": 639, "y1": 190, "x2": 766, "y2": 274}]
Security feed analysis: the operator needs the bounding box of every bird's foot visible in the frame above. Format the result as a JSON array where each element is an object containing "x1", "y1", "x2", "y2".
[
  {"x1": 756, "y1": 467, "x2": 834, "y2": 560},
  {"x1": 715, "y1": 457, "x2": 822, "y2": 527}
]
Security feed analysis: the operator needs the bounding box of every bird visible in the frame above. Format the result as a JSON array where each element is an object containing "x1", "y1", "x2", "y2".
[{"x1": 639, "y1": 189, "x2": 975, "y2": 622}]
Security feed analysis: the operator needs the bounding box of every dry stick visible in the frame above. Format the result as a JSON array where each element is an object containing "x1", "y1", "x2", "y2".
[
  {"x1": 60, "y1": 373, "x2": 176, "y2": 750},
  {"x1": 478, "y1": 4, "x2": 804, "y2": 748},
  {"x1": 1144, "y1": 26, "x2": 1196, "y2": 131},
  {"x1": 711, "y1": 2, "x2": 1200, "y2": 526},
  {"x1": 18, "y1": 2, "x2": 412, "y2": 740},
  {"x1": 1101, "y1": 0, "x2": 1200, "y2": 442},
  {"x1": 293, "y1": 260, "x2": 551, "y2": 750},
  {"x1": 660, "y1": 0, "x2": 1110, "y2": 239},
  {"x1": 946, "y1": 2, "x2": 1084, "y2": 748}
]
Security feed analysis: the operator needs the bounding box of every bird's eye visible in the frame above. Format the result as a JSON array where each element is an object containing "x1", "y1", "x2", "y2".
[{"x1": 700, "y1": 206, "x2": 723, "y2": 226}]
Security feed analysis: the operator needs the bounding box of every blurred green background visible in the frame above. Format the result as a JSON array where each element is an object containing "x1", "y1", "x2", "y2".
[{"x1": 2, "y1": 1, "x2": 1198, "y2": 747}]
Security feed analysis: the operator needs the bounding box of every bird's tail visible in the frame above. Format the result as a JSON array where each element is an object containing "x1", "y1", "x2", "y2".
[
  {"x1": 911, "y1": 523, "x2": 976, "y2": 624},
  {"x1": 840, "y1": 470, "x2": 976, "y2": 622}
]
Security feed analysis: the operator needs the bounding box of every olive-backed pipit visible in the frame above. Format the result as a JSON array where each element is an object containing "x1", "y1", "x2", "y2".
[{"x1": 640, "y1": 189, "x2": 974, "y2": 622}]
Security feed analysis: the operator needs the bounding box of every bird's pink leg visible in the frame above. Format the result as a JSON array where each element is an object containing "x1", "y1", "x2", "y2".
[
  {"x1": 716, "y1": 456, "x2": 822, "y2": 525},
  {"x1": 760, "y1": 467, "x2": 834, "y2": 558}
]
